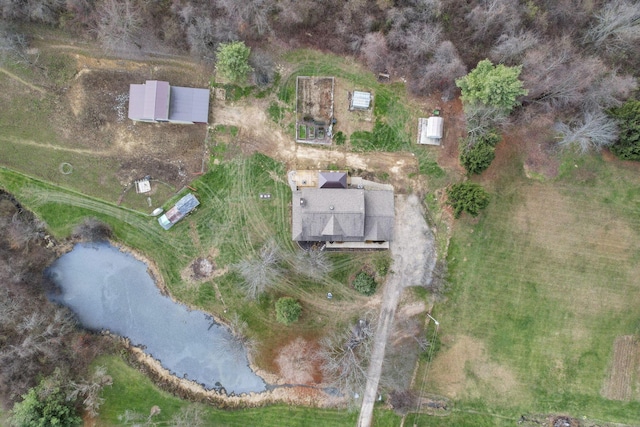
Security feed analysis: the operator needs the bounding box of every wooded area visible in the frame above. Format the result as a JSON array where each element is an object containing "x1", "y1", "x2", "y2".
[{"x1": 1, "y1": 0, "x2": 637, "y2": 155}]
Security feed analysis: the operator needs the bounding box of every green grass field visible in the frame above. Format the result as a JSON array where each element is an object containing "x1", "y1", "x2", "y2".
[
  {"x1": 412, "y1": 152, "x2": 640, "y2": 425},
  {"x1": 94, "y1": 355, "x2": 401, "y2": 427}
]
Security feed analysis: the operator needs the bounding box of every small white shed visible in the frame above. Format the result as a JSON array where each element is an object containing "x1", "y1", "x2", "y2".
[
  {"x1": 417, "y1": 116, "x2": 444, "y2": 145},
  {"x1": 350, "y1": 91, "x2": 372, "y2": 110}
]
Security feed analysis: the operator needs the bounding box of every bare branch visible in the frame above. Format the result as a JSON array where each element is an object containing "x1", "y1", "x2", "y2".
[{"x1": 555, "y1": 110, "x2": 619, "y2": 153}]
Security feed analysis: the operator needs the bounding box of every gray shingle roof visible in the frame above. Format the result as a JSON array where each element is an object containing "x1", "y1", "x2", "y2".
[
  {"x1": 319, "y1": 171, "x2": 348, "y2": 188},
  {"x1": 292, "y1": 186, "x2": 394, "y2": 242}
]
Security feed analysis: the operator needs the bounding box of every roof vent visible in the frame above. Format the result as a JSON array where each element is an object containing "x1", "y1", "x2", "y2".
[
  {"x1": 329, "y1": 205, "x2": 334, "y2": 210},
  {"x1": 300, "y1": 198, "x2": 306, "y2": 206}
]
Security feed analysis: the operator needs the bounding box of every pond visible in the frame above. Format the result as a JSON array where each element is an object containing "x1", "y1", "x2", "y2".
[{"x1": 46, "y1": 242, "x2": 266, "y2": 395}]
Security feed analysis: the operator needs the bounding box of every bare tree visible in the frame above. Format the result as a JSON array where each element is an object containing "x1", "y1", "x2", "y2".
[
  {"x1": 316, "y1": 316, "x2": 375, "y2": 397},
  {"x1": 388, "y1": 389, "x2": 417, "y2": 415},
  {"x1": 554, "y1": 110, "x2": 619, "y2": 153},
  {"x1": 94, "y1": 0, "x2": 142, "y2": 52},
  {"x1": 0, "y1": 22, "x2": 31, "y2": 66},
  {"x1": 489, "y1": 31, "x2": 539, "y2": 65},
  {"x1": 409, "y1": 40, "x2": 466, "y2": 99},
  {"x1": 67, "y1": 365, "x2": 113, "y2": 417},
  {"x1": 521, "y1": 39, "x2": 598, "y2": 111},
  {"x1": 293, "y1": 249, "x2": 331, "y2": 281},
  {"x1": 583, "y1": 71, "x2": 637, "y2": 111},
  {"x1": 218, "y1": 0, "x2": 273, "y2": 38},
  {"x1": 462, "y1": 103, "x2": 508, "y2": 144},
  {"x1": 185, "y1": 16, "x2": 215, "y2": 57},
  {"x1": 466, "y1": 0, "x2": 523, "y2": 43},
  {"x1": 169, "y1": 405, "x2": 206, "y2": 427},
  {"x1": 234, "y1": 240, "x2": 282, "y2": 299},
  {"x1": 584, "y1": 0, "x2": 640, "y2": 54},
  {"x1": 360, "y1": 32, "x2": 388, "y2": 73},
  {"x1": 72, "y1": 217, "x2": 112, "y2": 242}
]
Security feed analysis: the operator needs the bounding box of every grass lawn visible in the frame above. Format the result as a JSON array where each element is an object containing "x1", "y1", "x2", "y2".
[
  {"x1": 0, "y1": 151, "x2": 384, "y2": 368},
  {"x1": 94, "y1": 355, "x2": 401, "y2": 427},
  {"x1": 413, "y1": 152, "x2": 640, "y2": 424}
]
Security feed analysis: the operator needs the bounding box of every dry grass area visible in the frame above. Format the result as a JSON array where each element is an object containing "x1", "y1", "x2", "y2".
[
  {"x1": 601, "y1": 336, "x2": 640, "y2": 401},
  {"x1": 0, "y1": 45, "x2": 210, "y2": 212},
  {"x1": 428, "y1": 335, "x2": 525, "y2": 404}
]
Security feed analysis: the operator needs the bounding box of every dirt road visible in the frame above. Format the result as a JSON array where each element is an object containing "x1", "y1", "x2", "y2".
[{"x1": 357, "y1": 194, "x2": 436, "y2": 427}]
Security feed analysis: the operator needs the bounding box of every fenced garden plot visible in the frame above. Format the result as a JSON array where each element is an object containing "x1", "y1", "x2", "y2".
[{"x1": 295, "y1": 76, "x2": 334, "y2": 144}]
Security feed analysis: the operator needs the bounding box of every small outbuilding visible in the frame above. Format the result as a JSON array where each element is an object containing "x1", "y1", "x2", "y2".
[
  {"x1": 158, "y1": 193, "x2": 200, "y2": 230},
  {"x1": 417, "y1": 116, "x2": 444, "y2": 145},
  {"x1": 350, "y1": 91, "x2": 372, "y2": 110}
]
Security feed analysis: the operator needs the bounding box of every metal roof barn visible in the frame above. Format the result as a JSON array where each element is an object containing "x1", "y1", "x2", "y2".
[
  {"x1": 351, "y1": 91, "x2": 371, "y2": 110},
  {"x1": 128, "y1": 80, "x2": 170, "y2": 121},
  {"x1": 158, "y1": 193, "x2": 200, "y2": 230},
  {"x1": 169, "y1": 86, "x2": 210, "y2": 124},
  {"x1": 128, "y1": 81, "x2": 210, "y2": 124}
]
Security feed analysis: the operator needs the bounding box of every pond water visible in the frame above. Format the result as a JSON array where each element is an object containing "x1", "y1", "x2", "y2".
[{"x1": 46, "y1": 242, "x2": 266, "y2": 395}]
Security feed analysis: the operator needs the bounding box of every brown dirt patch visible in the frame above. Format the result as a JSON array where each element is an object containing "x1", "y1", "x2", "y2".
[
  {"x1": 296, "y1": 76, "x2": 334, "y2": 124},
  {"x1": 428, "y1": 335, "x2": 522, "y2": 402},
  {"x1": 275, "y1": 337, "x2": 322, "y2": 385},
  {"x1": 332, "y1": 79, "x2": 374, "y2": 137},
  {"x1": 36, "y1": 53, "x2": 210, "y2": 204},
  {"x1": 210, "y1": 95, "x2": 420, "y2": 191},
  {"x1": 601, "y1": 335, "x2": 640, "y2": 401}
]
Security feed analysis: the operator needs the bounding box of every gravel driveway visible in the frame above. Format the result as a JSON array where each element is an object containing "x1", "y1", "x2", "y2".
[{"x1": 357, "y1": 194, "x2": 436, "y2": 427}]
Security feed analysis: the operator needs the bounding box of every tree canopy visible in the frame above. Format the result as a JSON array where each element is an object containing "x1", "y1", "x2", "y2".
[
  {"x1": 11, "y1": 381, "x2": 81, "y2": 427},
  {"x1": 456, "y1": 59, "x2": 527, "y2": 113},
  {"x1": 216, "y1": 41, "x2": 253, "y2": 83},
  {"x1": 610, "y1": 100, "x2": 640, "y2": 160}
]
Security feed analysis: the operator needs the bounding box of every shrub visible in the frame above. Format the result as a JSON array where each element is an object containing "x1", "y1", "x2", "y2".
[
  {"x1": 447, "y1": 182, "x2": 490, "y2": 218},
  {"x1": 216, "y1": 41, "x2": 252, "y2": 83},
  {"x1": 267, "y1": 102, "x2": 284, "y2": 123},
  {"x1": 460, "y1": 131, "x2": 500, "y2": 175},
  {"x1": 459, "y1": 132, "x2": 500, "y2": 175},
  {"x1": 353, "y1": 272, "x2": 377, "y2": 296},
  {"x1": 334, "y1": 131, "x2": 346, "y2": 145},
  {"x1": 275, "y1": 297, "x2": 302, "y2": 325},
  {"x1": 610, "y1": 100, "x2": 640, "y2": 160}
]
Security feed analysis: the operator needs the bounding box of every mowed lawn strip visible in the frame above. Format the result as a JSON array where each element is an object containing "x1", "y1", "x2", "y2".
[
  {"x1": 420, "y1": 153, "x2": 640, "y2": 424},
  {"x1": 94, "y1": 355, "x2": 401, "y2": 427}
]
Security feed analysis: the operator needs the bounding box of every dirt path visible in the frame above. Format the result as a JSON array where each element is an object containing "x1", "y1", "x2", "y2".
[
  {"x1": 357, "y1": 194, "x2": 436, "y2": 427},
  {"x1": 211, "y1": 103, "x2": 420, "y2": 191},
  {"x1": 0, "y1": 66, "x2": 47, "y2": 93}
]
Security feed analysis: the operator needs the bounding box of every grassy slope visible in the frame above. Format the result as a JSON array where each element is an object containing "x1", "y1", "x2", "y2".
[{"x1": 417, "y1": 152, "x2": 640, "y2": 424}]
